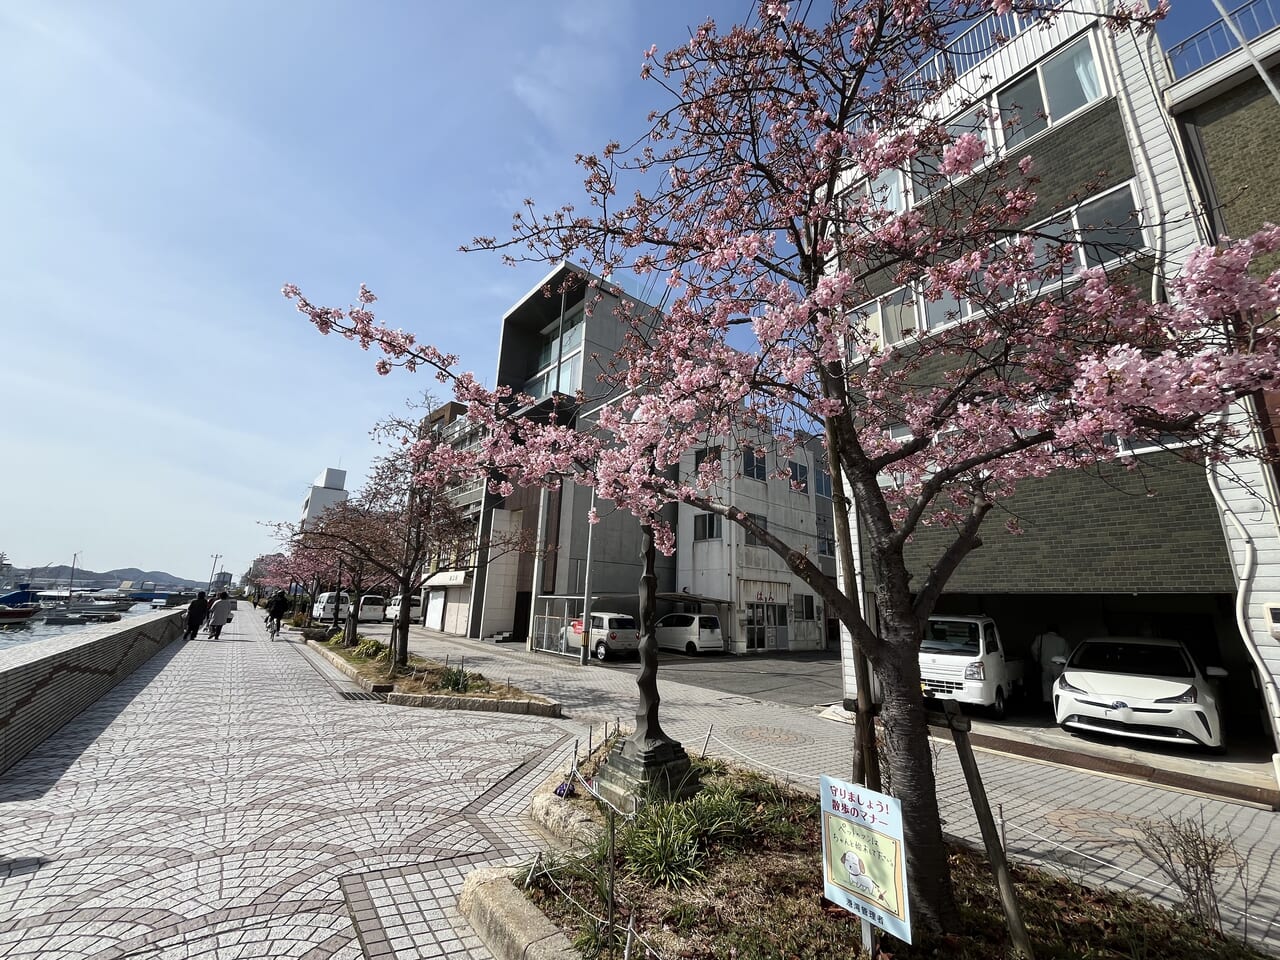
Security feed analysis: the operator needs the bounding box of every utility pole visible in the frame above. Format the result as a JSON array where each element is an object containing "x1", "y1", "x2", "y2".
[{"x1": 207, "y1": 554, "x2": 222, "y2": 593}]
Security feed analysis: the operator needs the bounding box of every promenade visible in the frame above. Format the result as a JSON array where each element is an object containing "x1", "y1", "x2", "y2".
[{"x1": 0, "y1": 616, "x2": 1276, "y2": 958}]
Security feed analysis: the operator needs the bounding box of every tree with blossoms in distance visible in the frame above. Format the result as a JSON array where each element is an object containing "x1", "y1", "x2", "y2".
[{"x1": 286, "y1": 0, "x2": 1280, "y2": 932}]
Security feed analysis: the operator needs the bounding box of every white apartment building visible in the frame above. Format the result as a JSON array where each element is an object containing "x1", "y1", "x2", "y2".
[{"x1": 299, "y1": 468, "x2": 348, "y2": 530}]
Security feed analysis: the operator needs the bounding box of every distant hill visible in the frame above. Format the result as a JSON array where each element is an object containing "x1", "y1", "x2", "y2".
[{"x1": 23, "y1": 565, "x2": 204, "y2": 590}]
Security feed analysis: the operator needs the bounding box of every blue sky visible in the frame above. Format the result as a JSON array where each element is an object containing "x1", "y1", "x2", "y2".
[{"x1": 0, "y1": 1, "x2": 1222, "y2": 582}]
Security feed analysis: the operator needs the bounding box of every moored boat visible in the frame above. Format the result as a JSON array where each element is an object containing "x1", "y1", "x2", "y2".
[{"x1": 0, "y1": 604, "x2": 41, "y2": 623}]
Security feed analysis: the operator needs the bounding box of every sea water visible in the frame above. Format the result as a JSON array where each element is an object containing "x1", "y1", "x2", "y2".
[{"x1": 0, "y1": 603, "x2": 157, "y2": 651}]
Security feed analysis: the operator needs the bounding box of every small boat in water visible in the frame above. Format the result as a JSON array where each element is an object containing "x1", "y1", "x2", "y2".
[
  {"x1": 43, "y1": 610, "x2": 123, "y2": 626},
  {"x1": 0, "y1": 604, "x2": 41, "y2": 623}
]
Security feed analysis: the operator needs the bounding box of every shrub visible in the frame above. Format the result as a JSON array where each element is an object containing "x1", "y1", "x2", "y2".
[
  {"x1": 353, "y1": 637, "x2": 388, "y2": 660},
  {"x1": 438, "y1": 666, "x2": 471, "y2": 692}
]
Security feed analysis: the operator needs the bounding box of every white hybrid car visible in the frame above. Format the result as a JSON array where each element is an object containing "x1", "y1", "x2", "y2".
[{"x1": 1053, "y1": 637, "x2": 1227, "y2": 751}]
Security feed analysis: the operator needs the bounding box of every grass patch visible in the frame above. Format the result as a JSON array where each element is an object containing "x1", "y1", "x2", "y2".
[
  {"x1": 527, "y1": 758, "x2": 1264, "y2": 960},
  {"x1": 319, "y1": 638, "x2": 544, "y2": 702}
]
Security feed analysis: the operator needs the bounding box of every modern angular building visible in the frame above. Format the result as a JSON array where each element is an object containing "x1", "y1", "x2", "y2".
[{"x1": 464, "y1": 263, "x2": 678, "y2": 648}]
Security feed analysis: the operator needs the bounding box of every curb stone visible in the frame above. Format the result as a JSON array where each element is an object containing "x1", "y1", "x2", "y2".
[
  {"x1": 459, "y1": 760, "x2": 603, "y2": 959},
  {"x1": 306, "y1": 640, "x2": 562, "y2": 717},
  {"x1": 459, "y1": 867, "x2": 578, "y2": 960}
]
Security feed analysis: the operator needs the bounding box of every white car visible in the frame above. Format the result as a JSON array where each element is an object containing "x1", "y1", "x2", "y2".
[
  {"x1": 312, "y1": 591, "x2": 350, "y2": 621},
  {"x1": 1053, "y1": 637, "x2": 1227, "y2": 751},
  {"x1": 561, "y1": 612, "x2": 639, "y2": 661},
  {"x1": 384, "y1": 595, "x2": 423, "y2": 623},
  {"x1": 355, "y1": 595, "x2": 386, "y2": 622},
  {"x1": 655, "y1": 613, "x2": 723, "y2": 655}
]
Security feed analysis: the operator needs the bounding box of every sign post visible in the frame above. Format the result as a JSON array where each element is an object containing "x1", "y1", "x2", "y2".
[{"x1": 819, "y1": 775, "x2": 912, "y2": 946}]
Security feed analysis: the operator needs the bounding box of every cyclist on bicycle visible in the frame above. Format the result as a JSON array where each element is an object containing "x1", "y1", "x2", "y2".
[{"x1": 265, "y1": 590, "x2": 290, "y2": 639}]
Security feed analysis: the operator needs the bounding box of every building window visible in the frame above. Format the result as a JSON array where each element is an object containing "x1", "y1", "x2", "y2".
[
  {"x1": 694, "y1": 445, "x2": 722, "y2": 474},
  {"x1": 817, "y1": 534, "x2": 836, "y2": 557},
  {"x1": 792, "y1": 594, "x2": 817, "y2": 621},
  {"x1": 858, "y1": 181, "x2": 1146, "y2": 353},
  {"x1": 997, "y1": 35, "x2": 1103, "y2": 147},
  {"x1": 865, "y1": 286, "x2": 918, "y2": 346},
  {"x1": 869, "y1": 166, "x2": 907, "y2": 215},
  {"x1": 1076, "y1": 185, "x2": 1144, "y2": 267},
  {"x1": 787, "y1": 460, "x2": 809, "y2": 493},
  {"x1": 693, "y1": 512, "x2": 722, "y2": 541},
  {"x1": 911, "y1": 107, "x2": 991, "y2": 201},
  {"x1": 1028, "y1": 183, "x2": 1144, "y2": 278},
  {"x1": 815, "y1": 469, "x2": 833, "y2": 499},
  {"x1": 743, "y1": 448, "x2": 767, "y2": 482},
  {"x1": 523, "y1": 307, "x2": 586, "y2": 400},
  {"x1": 744, "y1": 513, "x2": 768, "y2": 547}
]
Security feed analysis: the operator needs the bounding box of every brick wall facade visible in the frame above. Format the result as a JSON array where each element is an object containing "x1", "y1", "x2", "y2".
[
  {"x1": 1181, "y1": 66, "x2": 1280, "y2": 276},
  {"x1": 861, "y1": 451, "x2": 1233, "y2": 594}
]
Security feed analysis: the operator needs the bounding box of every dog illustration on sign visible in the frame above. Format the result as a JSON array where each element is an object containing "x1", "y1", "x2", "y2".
[{"x1": 839, "y1": 850, "x2": 889, "y2": 905}]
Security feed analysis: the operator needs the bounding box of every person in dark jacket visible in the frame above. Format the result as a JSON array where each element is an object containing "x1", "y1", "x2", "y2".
[
  {"x1": 265, "y1": 590, "x2": 290, "y2": 637},
  {"x1": 185, "y1": 591, "x2": 209, "y2": 640}
]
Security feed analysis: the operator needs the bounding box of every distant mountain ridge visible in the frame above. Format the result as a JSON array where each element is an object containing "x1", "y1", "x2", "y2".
[{"x1": 22, "y1": 565, "x2": 204, "y2": 589}]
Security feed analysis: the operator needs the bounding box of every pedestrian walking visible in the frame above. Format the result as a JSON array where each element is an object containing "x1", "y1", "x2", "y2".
[
  {"x1": 207, "y1": 591, "x2": 234, "y2": 640},
  {"x1": 184, "y1": 591, "x2": 209, "y2": 640}
]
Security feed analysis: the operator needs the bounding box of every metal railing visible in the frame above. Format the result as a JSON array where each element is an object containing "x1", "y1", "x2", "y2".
[
  {"x1": 1167, "y1": 0, "x2": 1280, "y2": 79},
  {"x1": 905, "y1": 10, "x2": 1038, "y2": 92}
]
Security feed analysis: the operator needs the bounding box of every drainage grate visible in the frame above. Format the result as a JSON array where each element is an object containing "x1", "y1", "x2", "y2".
[{"x1": 339, "y1": 691, "x2": 386, "y2": 702}]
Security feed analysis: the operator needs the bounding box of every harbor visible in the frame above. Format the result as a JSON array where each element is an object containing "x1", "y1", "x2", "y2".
[{"x1": 0, "y1": 601, "x2": 157, "y2": 650}]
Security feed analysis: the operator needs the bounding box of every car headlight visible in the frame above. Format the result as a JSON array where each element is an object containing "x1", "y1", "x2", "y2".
[
  {"x1": 964, "y1": 661, "x2": 984, "y2": 680},
  {"x1": 1058, "y1": 675, "x2": 1085, "y2": 695},
  {"x1": 1155, "y1": 686, "x2": 1198, "y2": 704}
]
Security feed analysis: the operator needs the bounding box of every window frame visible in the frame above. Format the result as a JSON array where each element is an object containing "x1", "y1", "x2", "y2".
[
  {"x1": 744, "y1": 513, "x2": 769, "y2": 547},
  {"x1": 994, "y1": 33, "x2": 1106, "y2": 152},
  {"x1": 742, "y1": 447, "x2": 767, "y2": 482},
  {"x1": 786, "y1": 459, "x2": 809, "y2": 493},
  {"x1": 692, "y1": 512, "x2": 723, "y2": 541}
]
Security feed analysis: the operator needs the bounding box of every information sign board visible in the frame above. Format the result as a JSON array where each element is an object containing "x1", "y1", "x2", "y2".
[{"x1": 819, "y1": 775, "x2": 912, "y2": 944}]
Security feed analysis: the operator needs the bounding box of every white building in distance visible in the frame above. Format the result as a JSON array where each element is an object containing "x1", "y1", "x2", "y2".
[{"x1": 300, "y1": 468, "x2": 348, "y2": 530}]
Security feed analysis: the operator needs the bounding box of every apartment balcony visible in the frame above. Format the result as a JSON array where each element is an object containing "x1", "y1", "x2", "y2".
[{"x1": 1167, "y1": 0, "x2": 1280, "y2": 79}]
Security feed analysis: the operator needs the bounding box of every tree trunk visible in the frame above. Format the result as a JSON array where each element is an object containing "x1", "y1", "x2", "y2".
[
  {"x1": 875, "y1": 617, "x2": 959, "y2": 934},
  {"x1": 632, "y1": 522, "x2": 671, "y2": 749},
  {"x1": 393, "y1": 581, "x2": 412, "y2": 668},
  {"x1": 344, "y1": 580, "x2": 363, "y2": 648}
]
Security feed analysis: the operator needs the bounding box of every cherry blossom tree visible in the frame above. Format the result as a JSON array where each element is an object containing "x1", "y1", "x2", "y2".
[{"x1": 285, "y1": 0, "x2": 1280, "y2": 933}]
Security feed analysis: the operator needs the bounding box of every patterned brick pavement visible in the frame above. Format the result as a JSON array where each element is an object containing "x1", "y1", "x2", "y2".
[
  {"x1": 3, "y1": 613, "x2": 1276, "y2": 958},
  {"x1": 0, "y1": 616, "x2": 572, "y2": 960},
  {"x1": 406, "y1": 628, "x2": 1280, "y2": 953}
]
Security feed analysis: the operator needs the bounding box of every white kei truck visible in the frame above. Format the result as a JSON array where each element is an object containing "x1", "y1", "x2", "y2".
[{"x1": 918, "y1": 615, "x2": 1024, "y2": 718}]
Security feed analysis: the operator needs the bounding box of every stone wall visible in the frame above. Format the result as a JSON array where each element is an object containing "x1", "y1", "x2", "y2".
[{"x1": 0, "y1": 609, "x2": 185, "y2": 775}]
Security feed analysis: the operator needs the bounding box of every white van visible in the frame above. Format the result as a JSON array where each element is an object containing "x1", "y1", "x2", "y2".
[
  {"x1": 384, "y1": 594, "x2": 423, "y2": 623},
  {"x1": 356, "y1": 595, "x2": 386, "y2": 622},
  {"x1": 312, "y1": 592, "x2": 350, "y2": 621},
  {"x1": 655, "y1": 613, "x2": 723, "y2": 655}
]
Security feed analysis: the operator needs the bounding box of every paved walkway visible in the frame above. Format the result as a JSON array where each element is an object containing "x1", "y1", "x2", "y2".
[
  {"x1": 2, "y1": 617, "x2": 1277, "y2": 958},
  {"x1": 0, "y1": 616, "x2": 571, "y2": 960},
  {"x1": 403, "y1": 628, "x2": 1280, "y2": 953}
]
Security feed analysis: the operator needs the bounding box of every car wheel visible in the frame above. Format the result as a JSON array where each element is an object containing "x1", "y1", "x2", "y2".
[
  {"x1": 990, "y1": 687, "x2": 1006, "y2": 721},
  {"x1": 685, "y1": 641, "x2": 697, "y2": 656},
  {"x1": 594, "y1": 641, "x2": 608, "y2": 662}
]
